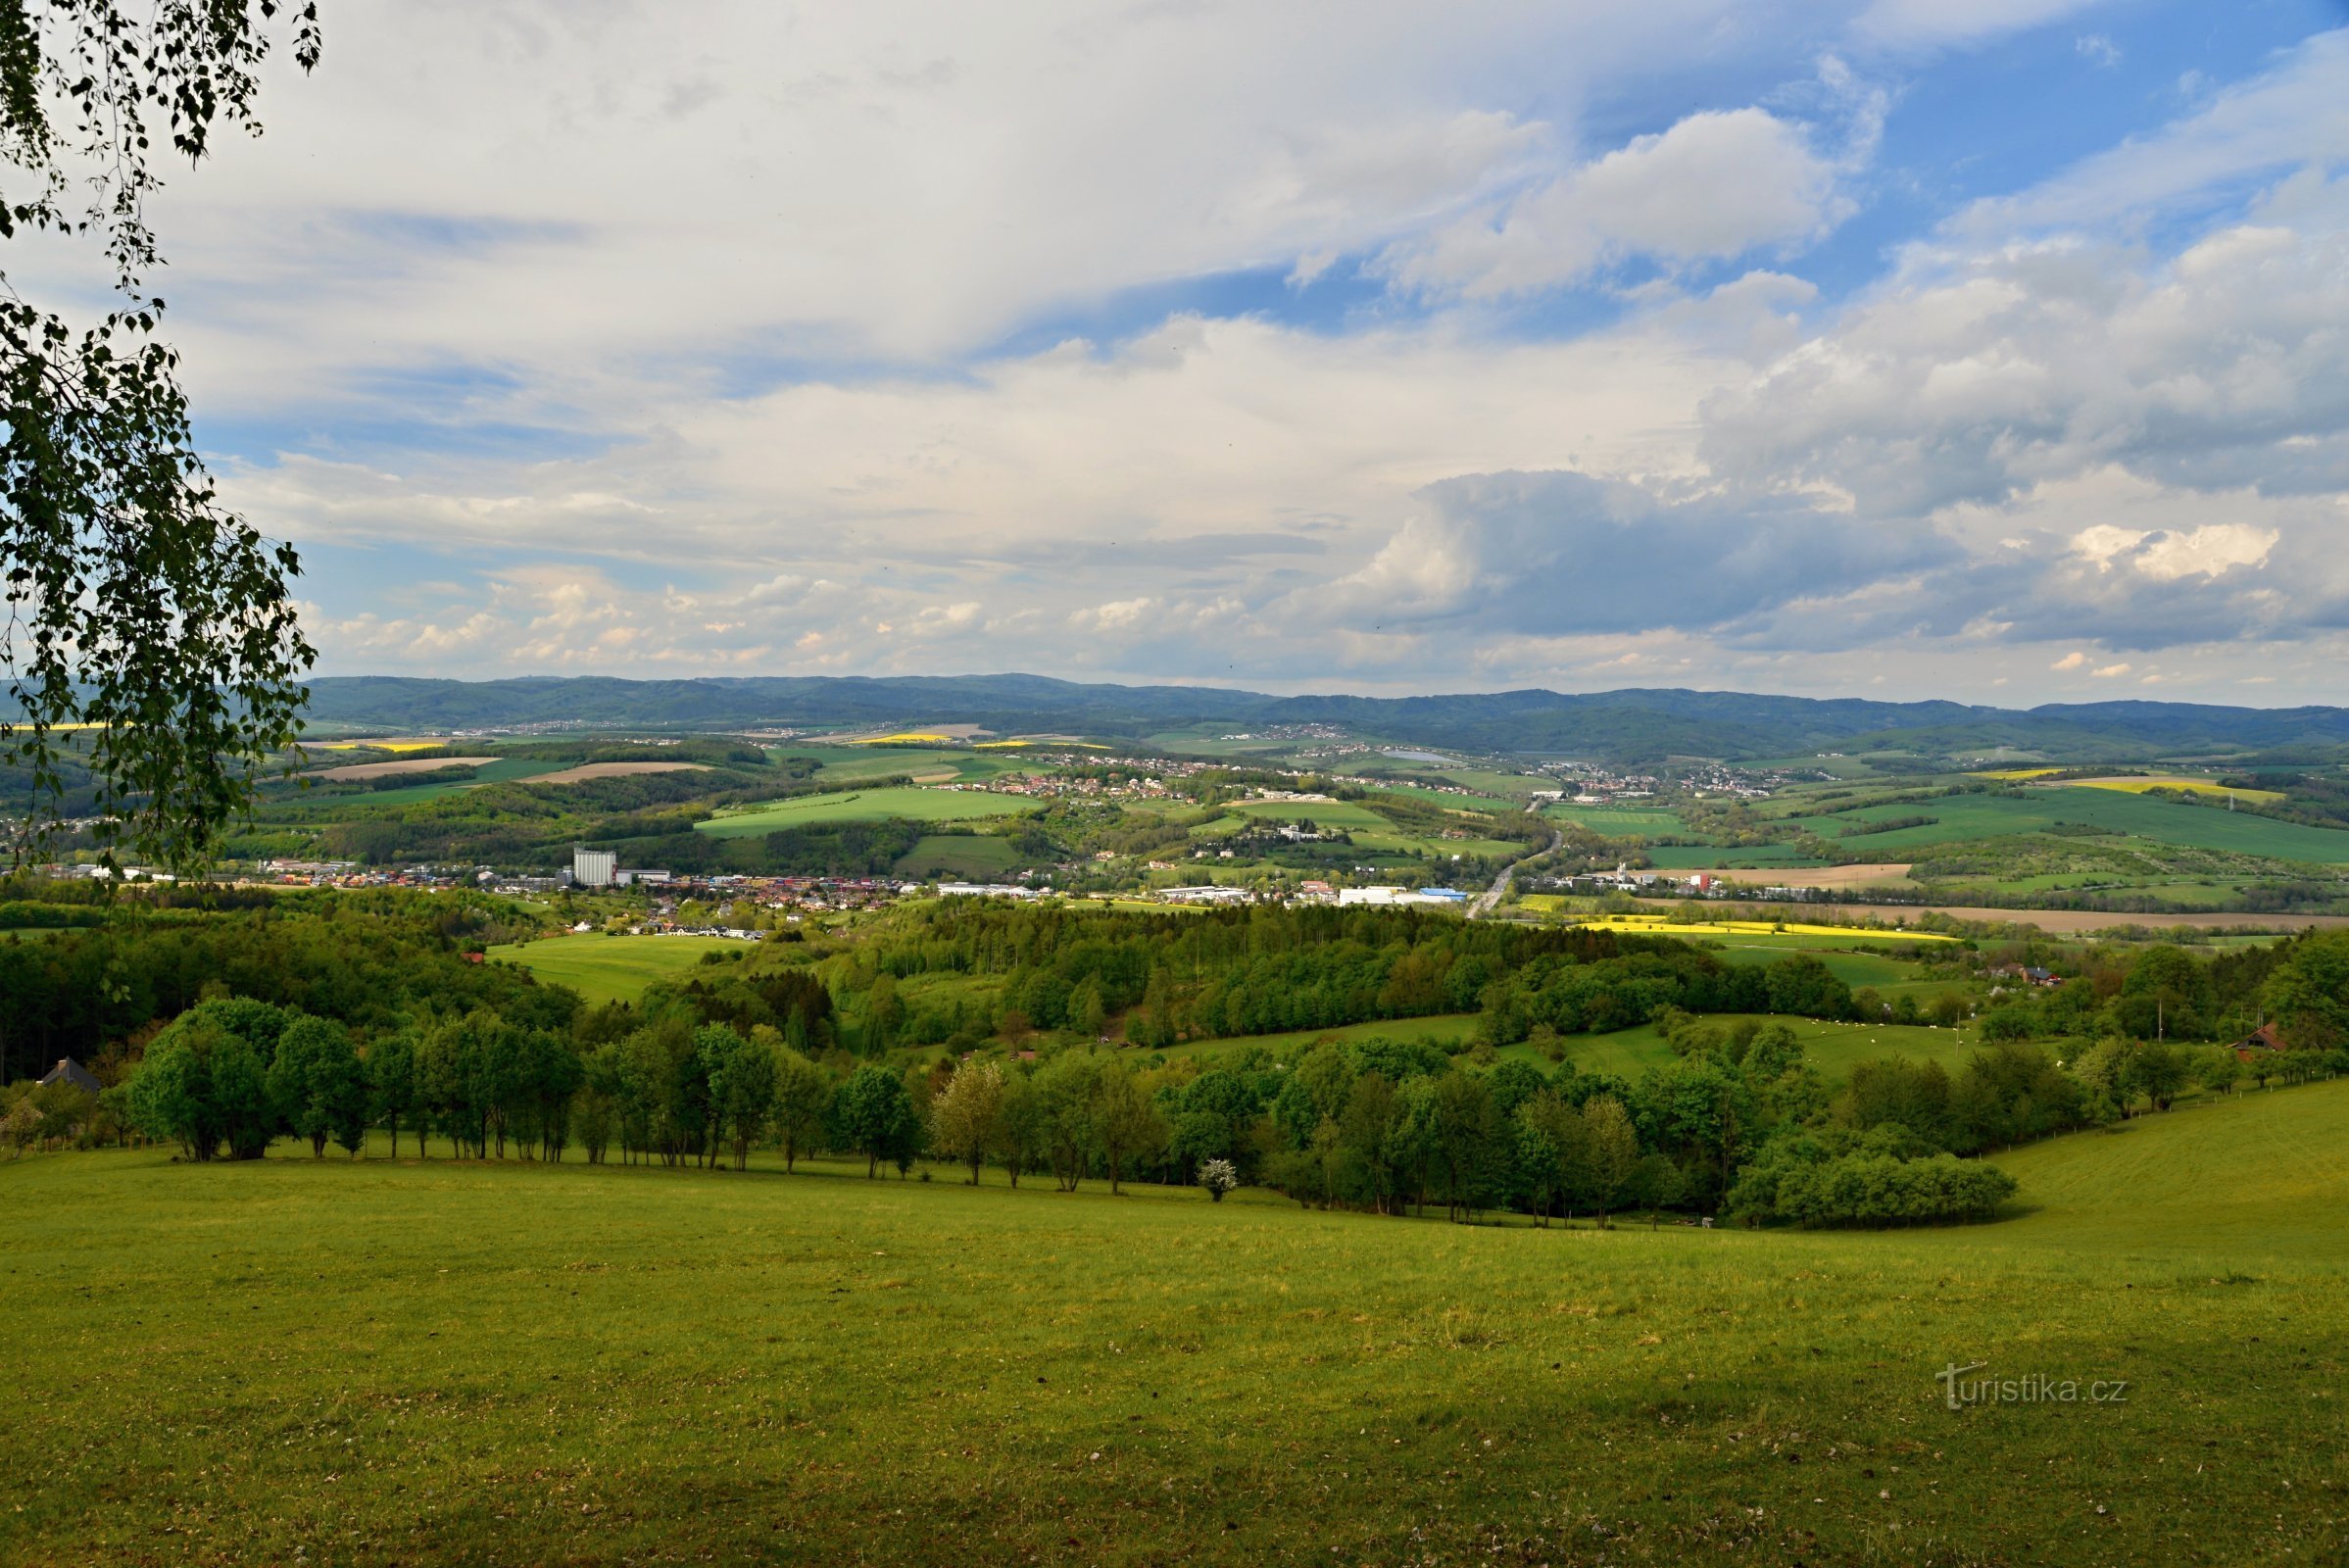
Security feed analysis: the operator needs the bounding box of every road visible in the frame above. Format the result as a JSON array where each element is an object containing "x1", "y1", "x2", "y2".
[{"x1": 1468, "y1": 830, "x2": 1562, "y2": 919}]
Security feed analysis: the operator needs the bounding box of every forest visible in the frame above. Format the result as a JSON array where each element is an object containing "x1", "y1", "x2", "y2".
[{"x1": 13, "y1": 888, "x2": 2349, "y2": 1230}]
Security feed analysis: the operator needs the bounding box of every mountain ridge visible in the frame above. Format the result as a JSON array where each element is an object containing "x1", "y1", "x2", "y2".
[{"x1": 296, "y1": 674, "x2": 2349, "y2": 764}]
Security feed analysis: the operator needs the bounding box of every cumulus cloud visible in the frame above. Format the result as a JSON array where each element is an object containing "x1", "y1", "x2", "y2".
[
  {"x1": 54, "y1": 2, "x2": 2342, "y2": 702},
  {"x1": 1700, "y1": 192, "x2": 2349, "y2": 516},
  {"x1": 1305, "y1": 470, "x2": 1955, "y2": 635},
  {"x1": 1381, "y1": 107, "x2": 1855, "y2": 299}
]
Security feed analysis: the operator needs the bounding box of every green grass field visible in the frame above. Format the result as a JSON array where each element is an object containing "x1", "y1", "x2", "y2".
[
  {"x1": 698, "y1": 785, "x2": 1031, "y2": 838},
  {"x1": 894, "y1": 833, "x2": 1025, "y2": 880},
  {"x1": 1778, "y1": 787, "x2": 2349, "y2": 863},
  {"x1": 1643, "y1": 843, "x2": 1829, "y2": 869},
  {"x1": 1362, "y1": 783, "x2": 1519, "y2": 811},
  {"x1": 485, "y1": 934, "x2": 752, "y2": 1004},
  {"x1": 1540, "y1": 803, "x2": 1688, "y2": 835},
  {"x1": 1550, "y1": 1013, "x2": 1978, "y2": 1082},
  {"x1": 7, "y1": 1082, "x2": 2346, "y2": 1564},
  {"x1": 1229, "y1": 799, "x2": 1395, "y2": 832}
]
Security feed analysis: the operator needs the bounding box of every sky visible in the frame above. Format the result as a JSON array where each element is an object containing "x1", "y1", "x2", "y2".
[{"x1": 46, "y1": 0, "x2": 2349, "y2": 704}]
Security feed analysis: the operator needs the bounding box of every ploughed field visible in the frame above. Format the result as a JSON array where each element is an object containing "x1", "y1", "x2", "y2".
[{"x1": 7, "y1": 1085, "x2": 2347, "y2": 1566}]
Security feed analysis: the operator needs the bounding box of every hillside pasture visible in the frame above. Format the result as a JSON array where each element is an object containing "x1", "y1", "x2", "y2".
[
  {"x1": 1539, "y1": 803, "x2": 1687, "y2": 835},
  {"x1": 1777, "y1": 787, "x2": 2349, "y2": 863},
  {"x1": 1641, "y1": 843, "x2": 1830, "y2": 869},
  {"x1": 894, "y1": 833, "x2": 1025, "y2": 880},
  {"x1": 1715, "y1": 862, "x2": 1917, "y2": 888},
  {"x1": 1228, "y1": 798, "x2": 1394, "y2": 833},
  {"x1": 485, "y1": 934, "x2": 751, "y2": 1005},
  {"x1": 11, "y1": 1085, "x2": 2347, "y2": 1563},
  {"x1": 697, "y1": 786, "x2": 1030, "y2": 838},
  {"x1": 1555, "y1": 1012, "x2": 1979, "y2": 1083}
]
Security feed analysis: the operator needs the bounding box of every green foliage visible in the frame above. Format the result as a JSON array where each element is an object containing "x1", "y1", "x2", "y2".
[
  {"x1": 124, "y1": 997, "x2": 285, "y2": 1160},
  {"x1": 267, "y1": 1014, "x2": 366, "y2": 1157},
  {"x1": 832, "y1": 1064, "x2": 921, "y2": 1178}
]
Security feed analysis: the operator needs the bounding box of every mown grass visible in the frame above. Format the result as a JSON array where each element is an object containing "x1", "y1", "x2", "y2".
[
  {"x1": 6, "y1": 1084, "x2": 2347, "y2": 1565},
  {"x1": 486, "y1": 934, "x2": 753, "y2": 1004},
  {"x1": 698, "y1": 785, "x2": 1031, "y2": 837}
]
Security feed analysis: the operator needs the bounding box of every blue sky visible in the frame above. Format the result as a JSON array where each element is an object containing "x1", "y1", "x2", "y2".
[{"x1": 90, "y1": 0, "x2": 2349, "y2": 701}]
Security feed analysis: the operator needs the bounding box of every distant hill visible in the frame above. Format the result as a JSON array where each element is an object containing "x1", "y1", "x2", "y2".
[{"x1": 297, "y1": 674, "x2": 2349, "y2": 764}]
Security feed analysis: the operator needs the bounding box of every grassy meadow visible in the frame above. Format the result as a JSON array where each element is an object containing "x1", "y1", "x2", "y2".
[
  {"x1": 1776, "y1": 787, "x2": 2349, "y2": 863},
  {"x1": 6, "y1": 1083, "x2": 2348, "y2": 1565},
  {"x1": 486, "y1": 934, "x2": 752, "y2": 1004},
  {"x1": 1550, "y1": 1013, "x2": 1980, "y2": 1082},
  {"x1": 697, "y1": 785, "x2": 1031, "y2": 838}
]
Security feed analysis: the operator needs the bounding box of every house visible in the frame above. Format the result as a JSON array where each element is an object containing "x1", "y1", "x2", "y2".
[
  {"x1": 38, "y1": 1057, "x2": 100, "y2": 1095},
  {"x1": 2231, "y1": 1022, "x2": 2284, "y2": 1060}
]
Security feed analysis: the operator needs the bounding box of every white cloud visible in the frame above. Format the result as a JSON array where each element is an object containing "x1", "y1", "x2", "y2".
[
  {"x1": 22, "y1": 0, "x2": 2337, "y2": 703},
  {"x1": 1853, "y1": 0, "x2": 2109, "y2": 50},
  {"x1": 1382, "y1": 107, "x2": 1853, "y2": 299}
]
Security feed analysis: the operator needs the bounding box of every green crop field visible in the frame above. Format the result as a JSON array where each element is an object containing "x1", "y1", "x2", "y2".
[
  {"x1": 697, "y1": 785, "x2": 1031, "y2": 837},
  {"x1": 1691, "y1": 940, "x2": 1928, "y2": 991},
  {"x1": 485, "y1": 934, "x2": 751, "y2": 1004},
  {"x1": 1779, "y1": 788, "x2": 2349, "y2": 863},
  {"x1": 1540, "y1": 803, "x2": 1688, "y2": 835},
  {"x1": 1364, "y1": 783, "x2": 1519, "y2": 811},
  {"x1": 894, "y1": 833, "x2": 1024, "y2": 880},
  {"x1": 7, "y1": 1082, "x2": 2346, "y2": 1565},
  {"x1": 1229, "y1": 799, "x2": 1395, "y2": 832}
]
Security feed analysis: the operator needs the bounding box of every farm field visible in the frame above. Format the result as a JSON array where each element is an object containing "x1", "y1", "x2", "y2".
[
  {"x1": 894, "y1": 833, "x2": 1025, "y2": 880},
  {"x1": 1713, "y1": 862, "x2": 1916, "y2": 888},
  {"x1": 1690, "y1": 943, "x2": 1935, "y2": 991},
  {"x1": 1228, "y1": 798, "x2": 1394, "y2": 833},
  {"x1": 1566, "y1": 914, "x2": 1961, "y2": 944},
  {"x1": 778, "y1": 745, "x2": 1028, "y2": 785},
  {"x1": 305, "y1": 755, "x2": 496, "y2": 781},
  {"x1": 697, "y1": 785, "x2": 1030, "y2": 837},
  {"x1": 2059, "y1": 775, "x2": 2286, "y2": 803},
  {"x1": 1777, "y1": 787, "x2": 2349, "y2": 862},
  {"x1": 1362, "y1": 782, "x2": 1519, "y2": 811},
  {"x1": 1670, "y1": 900, "x2": 2349, "y2": 936},
  {"x1": 527, "y1": 760, "x2": 711, "y2": 785},
  {"x1": 1539, "y1": 803, "x2": 1687, "y2": 834},
  {"x1": 485, "y1": 934, "x2": 751, "y2": 1004},
  {"x1": 1366, "y1": 764, "x2": 1555, "y2": 801},
  {"x1": 1550, "y1": 1012, "x2": 1978, "y2": 1082},
  {"x1": 1643, "y1": 843, "x2": 1831, "y2": 869},
  {"x1": 9, "y1": 1082, "x2": 2345, "y2": 1565}
]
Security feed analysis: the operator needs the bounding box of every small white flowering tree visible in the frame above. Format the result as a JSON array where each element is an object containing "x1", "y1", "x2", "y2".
[{"x1": 1199, "y1": 1157, "x2": 1239, "y2": 1203}]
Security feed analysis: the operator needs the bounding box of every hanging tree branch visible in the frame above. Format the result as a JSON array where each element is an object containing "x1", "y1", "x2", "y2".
[{"x1": 0, "y1": 0, "x2": 320, "y2": 873}]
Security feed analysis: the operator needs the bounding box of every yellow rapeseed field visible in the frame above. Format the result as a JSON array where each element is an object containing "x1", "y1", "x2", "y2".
[{"x1": 1570, "y1": 912, "x2": 1960, "y2": 943}]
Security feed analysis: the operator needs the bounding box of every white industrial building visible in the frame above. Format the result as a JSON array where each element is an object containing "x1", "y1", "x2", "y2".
[{"x1": 571, "y1": 846, "x2": 617, "y2": 888}]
